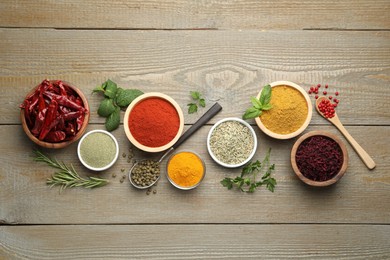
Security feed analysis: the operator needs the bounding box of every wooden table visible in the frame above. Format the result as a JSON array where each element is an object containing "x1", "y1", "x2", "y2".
[{"x1": 1, "y1": 1, "x2": 389, "y2": 259}]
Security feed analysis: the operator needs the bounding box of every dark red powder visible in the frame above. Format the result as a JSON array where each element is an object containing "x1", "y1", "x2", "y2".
[
  {"x1": 296, "y1": 136, "x2": 343, "y2": 182},
  {"x1": 128, "y1": 97, "x2": 180, "y2": 147}
]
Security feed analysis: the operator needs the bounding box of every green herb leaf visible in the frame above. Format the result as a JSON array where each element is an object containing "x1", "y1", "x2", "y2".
[
  {"x1": 104, "y1": 79, "x2": 118, "y2": 99},
  {"x1": 105, "y1": 107, "x2": 120, "y2": 131},
  {"x1": 220, "y1": 148, "x2": 276, "y2": 193},
  {"x1": 242, "y1": 84, "x2": 272, "y2": 120},
  {"x1": 250, "y1": 96, "x2": 262, "y2": 109},
  {"x1": 92, "y1": 85, "x2": 105, "y2": 94},
  {"x1": 191, "y1": 91, "x2": 201, "y2": 100},
  {"x1": 33, "y1": 150, "x2": 109, "y2": 191},
  {"x1": 220, "y1": 178, "x2": 233, "y2": 190},
  {"x1": 261, "y1": 103, "x2": 272, "y2": 111},
  {"x1": 259, "y1": 84, "x2": 272, "y2": 106},
  {"x1": 97, "y1": 98, "x2": 116, "y2": 117},
  {"x1": 242, "y1": 107, "x2": 262, "y2": 120},
  {"x1": 115, "y1": 89, "x2": 144, "y2": 107},
  {"x1": 188, "y1": 103, "x2": 198, "y2": 114},
  {"x1": 199, "y1": 98, "x2": 206, "y2": 107}
]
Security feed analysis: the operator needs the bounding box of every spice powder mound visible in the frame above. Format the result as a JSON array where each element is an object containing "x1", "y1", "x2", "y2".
[
  {"x1": 79, "y1": 132, "x2": 116, "y2": 169},
  {"x1": 260, "y1": 85, "x2": 308, "y2": 135},
  {"x1": 128, "y1": 98, "x2": 180, "y2": 147},
  {"x1": 209, "y1": 121, "x2": 254, "y2": 165}
]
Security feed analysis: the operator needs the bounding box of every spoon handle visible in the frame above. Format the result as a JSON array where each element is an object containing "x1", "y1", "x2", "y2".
[
  {"x1": 332, "y1": 118, "x2": 376, "y2": 170},
  {"x1": 173, "y1": 102, "x2": 222, "y2": 149}
]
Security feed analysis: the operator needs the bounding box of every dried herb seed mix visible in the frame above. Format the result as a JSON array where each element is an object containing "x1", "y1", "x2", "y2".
[{"x1": 209, "y1": 121, "x2": 254, "y2": 165}]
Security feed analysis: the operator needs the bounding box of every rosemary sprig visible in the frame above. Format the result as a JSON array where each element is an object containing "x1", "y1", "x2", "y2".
[{"x1": 33, "y1": 150, "x2": 109, "y2": 191}]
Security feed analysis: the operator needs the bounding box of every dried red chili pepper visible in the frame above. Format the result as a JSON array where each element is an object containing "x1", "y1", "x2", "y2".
[
  {"x1": 31, "y1": 107, "x2": 48, "y2": 136},
  {"x1": 39, "y1": 99, "x2": 59, "y2": 140},
  {"x1": 43, "y1": 91, "x2": 85, "y2": 112},
  {"x1": 45, "y1": 131, "x2": 66, "y2": 142}
]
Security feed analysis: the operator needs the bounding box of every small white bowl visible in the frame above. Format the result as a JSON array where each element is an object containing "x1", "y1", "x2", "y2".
[
  {"x1": 207, "y1": 117, "x2": 257, "y2": 168},
  {"x1": 255, "y1": 81, "x2": 312, "y2": 139},
  {"x1": 77, "y1": 129, "x2": 119, "y2": 171}
]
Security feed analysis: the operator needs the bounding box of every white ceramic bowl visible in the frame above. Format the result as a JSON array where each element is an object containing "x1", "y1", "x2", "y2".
[
  {"x1": 123, "y1": 92, "x2": 184, "y2": 153},
  {"x1": 77, "y1": 129, "x2": 119, "y2": 171},
  {"x1": 207, "y1": 117, "x2": 257, "y2": 168},
  {"x1": 255, "y1": 81, "x2": 312, "y2": 139}
]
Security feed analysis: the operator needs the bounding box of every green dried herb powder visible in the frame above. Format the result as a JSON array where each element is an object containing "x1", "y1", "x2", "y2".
[
  {"x1": 210, "y1": 121, "x2": 254, "y2": 165},
  {"x1": 79, "y1": 132, "x2": 116, "y2": 168}
]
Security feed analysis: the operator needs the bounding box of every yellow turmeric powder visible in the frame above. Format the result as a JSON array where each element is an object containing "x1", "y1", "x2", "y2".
[
  {"x1": 260, "y1": 85, "x2": 308, "y2": 134},
  {"x1": 167, "y1": 152, "x2": 204, "y2": 188}
]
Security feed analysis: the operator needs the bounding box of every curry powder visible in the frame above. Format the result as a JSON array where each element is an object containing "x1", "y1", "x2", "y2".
[{"x1": 260, "y1": 85, "x2": 308, "y2": 134}]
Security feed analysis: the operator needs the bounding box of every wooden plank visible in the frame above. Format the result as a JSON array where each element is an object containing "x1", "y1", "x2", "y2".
[
  {"x1": 1, "y1": 29, "x2": 389, "y2": 125},
  {"x1": 0, "y1": 0, "x2": 389, "y2": 30},
  {"x1": 0, "y1": 124, "x2": 388, "y2": 225},
  {"x1": 1, "y1": 225, "x2": 389, "y2": 259}
]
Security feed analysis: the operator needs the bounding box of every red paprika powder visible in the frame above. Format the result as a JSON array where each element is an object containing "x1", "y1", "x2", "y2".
[{"x1": 128, "y1": 97, "x2": 180, "y2": 147}]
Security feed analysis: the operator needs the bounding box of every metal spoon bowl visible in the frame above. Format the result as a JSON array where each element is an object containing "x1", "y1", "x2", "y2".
[{"x1": 129, "y1": 103, "x2": 222, "y2": 189}]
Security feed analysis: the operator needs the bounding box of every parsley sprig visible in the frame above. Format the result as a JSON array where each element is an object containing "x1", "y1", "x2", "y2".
[
  {"x1": 221, "y1": 148, "x2": 276, "y2": 193},
  {"x1": 187, "y1": 91, "x2": 206, "y2": 114},
  {"x1": 242, "y1": 84, "x2": 272, "y2": 120}
]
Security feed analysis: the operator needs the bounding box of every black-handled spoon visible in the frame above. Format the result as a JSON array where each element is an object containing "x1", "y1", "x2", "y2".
[{"x1": 129, "y1": 102, "x2": 222, "y2": 189}]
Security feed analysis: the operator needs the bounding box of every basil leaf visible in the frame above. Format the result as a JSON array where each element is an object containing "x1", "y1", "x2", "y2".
[
  {"x1": 92, "y1": 85, "x2": 105, "y2": 94},
  {"x1": 104, "y1": 79, "x2": 118, "y2": 99},
  {"x1": 199, "y1": 98, "x2": 206, "y2": 108},
  {"x1": 250, "y1": 96, "x2": 262, "y2": 109},
  {"x1": 242, "y1": 107, "x2": 261, "y2": 120},
  {"x1": 115, "y1": 89, "x2": 144, "y2": 107},
  {"x1": 259, "y1": 84, "x2": 272, "y2": 106},
  {"x1": 105, "y1": 107, "x2": 120, "y2": 131},
  {"x1": 261, "y1": 103, "x2": 272, "y2": 111},
  {"x1": 187, "y1": 103, "x2": 198, "y2": 114},
  {"x1": 97, "y1": 98, "x2": 116, "y2": 117},
  {"x1": 190, "y1": 91, "x2": 200, "y2": 100}
]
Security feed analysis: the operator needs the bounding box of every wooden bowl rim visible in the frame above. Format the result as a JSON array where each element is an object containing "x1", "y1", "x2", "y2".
[
  {"x1": 123, "y1": 92, "x2": 184, "y2": 153},
  {"x1": 255, "y1": 80, "x2": 313, "y2": 140},
  {"x1": 290, "y1": 130, "x2": 349, "y2": 187},
  {"x1": 20, "y1": 80, "x2": 90, "y2": 149}
]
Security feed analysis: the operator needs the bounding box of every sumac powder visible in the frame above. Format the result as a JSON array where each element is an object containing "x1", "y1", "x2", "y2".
[
  {"x1": 295, "y1": 135, "x2": 343, "y2": 182},
  {"x1": 128, "y1": 97, "x2": 180, "y2": 147}
]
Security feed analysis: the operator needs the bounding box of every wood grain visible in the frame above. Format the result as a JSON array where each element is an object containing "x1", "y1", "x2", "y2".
[
  {"x1": 0, "y1": 0, "x2": 389, "y2": 30},
  {"x1": 1, "y1": 225, "x2": 389, "y2": 259},
  {"x1": 1, "y1": 29, "x2": 389, "y2": 125},
  {"x1": 1, "y1": 124, "x2": 388, "y2": 225}
]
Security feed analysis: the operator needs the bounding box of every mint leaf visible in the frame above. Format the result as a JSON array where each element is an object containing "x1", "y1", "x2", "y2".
[
  {"x1": 190, "y1": 91, "x2": 200, "y2": 100},
  {"x1": 199, "y1": 98, "x2": 206, "y2": 107},
  {"x1": 116, "y1": 89, "x2": 144, "y2": 107},
  {"x1": 104, "y1": 79, "x2": 118, "y2": 99},
  {"x1": 259, "y1": 84, "x2": 272, "y2": 106},
  {"x1": 242, "y1": 107, "x2": 262, "y2": 120},
  {"x1": 98, "y1": 98, "x2": 116, "y2": 117},
  {"x1": 105, "y1": 107, "x2": 120, "y2": 131},
  {"x1": 188, "y1": 103, "x2": 198, "y2": 114}
]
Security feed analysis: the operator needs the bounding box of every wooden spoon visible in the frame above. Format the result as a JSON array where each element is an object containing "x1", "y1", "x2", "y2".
[{"x1": 315, "y1": 97, "x2": 376, "y2": 170}]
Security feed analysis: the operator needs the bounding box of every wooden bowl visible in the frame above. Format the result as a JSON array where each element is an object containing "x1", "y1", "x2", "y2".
[
  {"x1": 20, "y1": 80, "x2": 90, "y2": 149},
  {"x1": 123, "y1": 92, "x2": 184, "y2": 153},
  {"x1": 255, "y1": 81, "x2": 312, "y2": 139},
  {"x1": 290, "y1": 131, "x2": 349, "y2": 187}
]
